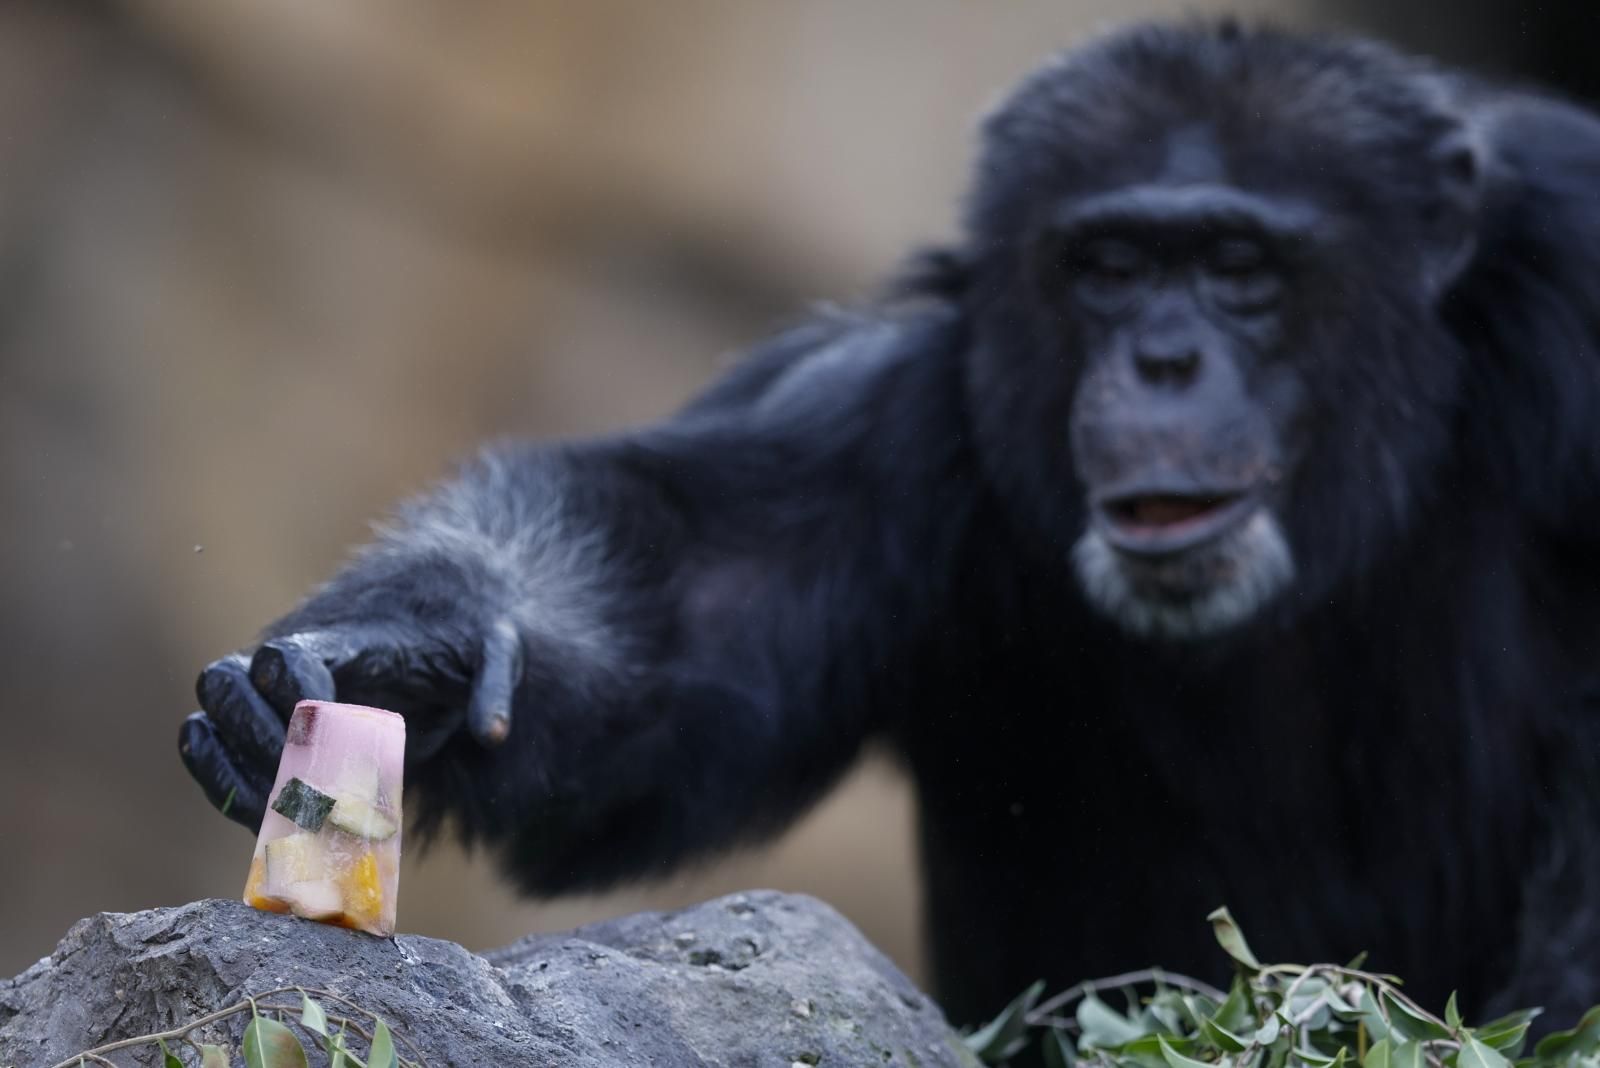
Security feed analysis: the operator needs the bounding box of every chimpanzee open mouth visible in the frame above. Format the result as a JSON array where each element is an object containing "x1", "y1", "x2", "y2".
[{"x1": 1093, "y1": 487, "x2": 1261, "y2": 557}]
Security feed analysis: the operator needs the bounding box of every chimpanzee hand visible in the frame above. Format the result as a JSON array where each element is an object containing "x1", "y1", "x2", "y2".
[{"x1": 179, "y1": 613, "x2": 523, "y2": 831}]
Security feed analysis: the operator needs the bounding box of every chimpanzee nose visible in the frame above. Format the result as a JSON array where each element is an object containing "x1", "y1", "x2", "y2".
[{"x1": 1133, "y1": 339, "x2": 1202, "y2": 387}]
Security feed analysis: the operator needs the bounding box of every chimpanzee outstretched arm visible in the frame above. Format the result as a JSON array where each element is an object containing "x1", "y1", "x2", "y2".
[{"x1": 179, "y1": 302, "x2": 972, "y2": 893}]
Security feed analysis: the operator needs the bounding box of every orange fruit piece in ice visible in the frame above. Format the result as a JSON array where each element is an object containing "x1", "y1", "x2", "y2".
[
  {"x1": 341, "y1": 851, "x2": 383, "y2": 926},
  {"x1": 243, "y1": 858, "x2": 289, "y2": 915}
]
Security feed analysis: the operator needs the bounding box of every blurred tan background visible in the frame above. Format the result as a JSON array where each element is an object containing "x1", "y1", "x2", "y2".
[{"x1": 0, "y1": 0, "x2": 1580, "y2": 982}]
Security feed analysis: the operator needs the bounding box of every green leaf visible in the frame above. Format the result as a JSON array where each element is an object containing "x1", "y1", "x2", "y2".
[
  {"x1": 368, "y1": 1019, "x2": 398, "y2": 1068},
  {"x1": 1297, "y1": 1047, "x2": 1349, "y2": 1068},
  {"x1": 1207, "y1": 907, "x2": 1261, "y2": 970},
  {"x1": 1145, "y1": 989, "x2": 1188, "y2": 1035},
  {"x1": 1161, "y1": 1035, "x2": 1220, "y2": 1068},
  {"x1": 201, "y1": 1045, "x2": 231, "y2": 1068},
  {"x1": 1477, "y1": 1021, "x2": 1533, "y2": 1057},
  {"x1": 299, "y1": 992, "x2": 329, "y2": 1039},
  {"x1": 1255, "y1": 1016, "x2": 1283, "y2": 1047},
  {"x1": 159, "y1": 1037, "x2": 184, "y2": 1068},
  {"x1": 1346, "y1": 952, "x2": 1370, "y2": 970},
  {"x1": 1460, "y1": 1036, "x2": 1514, "y2": 1068},
  {"x1": 1182, "y1": 996, "x2": 1216, "y2": 1034},
  {"x1": 1381, "y1": 991, "x2": 1450, "y2": 1043},
  {"x1": 1326, "y1": 988, "x2": 1361, "y2": 1020},
  {"x1": 1043, "y1": 1028, "x2": 1077, "y2": 1068},
  {"x1": 1185, "y1": 994, "x2": 1223, "y2": 1022},
  {"x1": 1114, "y1": 1037, "x2": 1171, "y2": 1068},
  {"x1": 948, "y1": 1034, "x2": 990, "y2": 1068},
  {"x1": 1364, "y1": 1037, "x2": 1394, "y2": 1068},
  {"x1": 1479, "y1": 1009, "x2": 1542, "y2": 1035},
  {"x1": 1288, "y1": 979, "x2": 1330, "y2": 1016},
  {"x1": 1446, "y1": 993, "x2": 1463, "y2": 1033},
  {"x1": 243, "y1": 1015, "x2": 310, "y2": 1068},
  {"x1": 1200, "y1": 1014, "x2": 1251, "y2": 1053},
  {"x1": 1289, "y1": 978, "x2": 1333, "y2": 1031},
  {"x1": 1389, "y1": 1040, "x2": 1426, "y2": 1068},
  {"x1": 327, "y1": 1027, "x2": 351, "y2": 1068},
  {"x1": 1263, "y1": 1031, "x2": 1294, "y2": 1068},
  {"x1": 965, "y1": 980, "x2": 1044, "y2": 1062},
  {"x1": 1079, "y1": 994, "x2": 1147, "y2": 1050},
  {"x1": 1215, "y1": 979, "x2": 1257, "y2": 1035},
  {"x1": 1359, "y1": 990, "x2": 1392, "y2": 1042},
  {"x1": 1534, "y1": 1005, "x2": 1600, "y2": 1060},
  {"x1": 1121, "y1": 1035, "x2": 1200, "y2": 1068}
]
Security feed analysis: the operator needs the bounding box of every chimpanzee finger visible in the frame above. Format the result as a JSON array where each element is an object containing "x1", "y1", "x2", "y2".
[
  {"x1": 196, "y1": 653, "x2": 287, "y2": 772},
  {"x1": 249, "y1": 633, "x2": 340, "y2": 717},
  {"x1": 468, "y1": 618, "x2": 521, "y2": 747},
  {"x1": 252, "y1": 626, "x2": 439, "y2": 707},
  {"x1": 178, "y1": 711, "x2": 268, "y2": 829}
]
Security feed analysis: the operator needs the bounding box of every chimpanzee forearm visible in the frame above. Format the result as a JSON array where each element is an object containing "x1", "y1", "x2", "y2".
[{"x1": 181, "y1": 304, "x2": 972, "y2": 892}]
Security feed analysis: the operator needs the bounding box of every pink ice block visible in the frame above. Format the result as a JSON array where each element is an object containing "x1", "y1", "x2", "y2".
[{"x1": 243, "y1": 700, "x2": 405, "y2": 936}]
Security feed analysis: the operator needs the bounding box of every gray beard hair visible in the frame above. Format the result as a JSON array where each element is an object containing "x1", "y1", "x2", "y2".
[{"x1": 1072, "y1": 509, "x2": 1296, "y2": 640}]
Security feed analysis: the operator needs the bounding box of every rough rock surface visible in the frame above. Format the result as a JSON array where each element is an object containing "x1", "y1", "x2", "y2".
[{"x1": 0, "y1": 890, "x2": 967, "y2": 1067}]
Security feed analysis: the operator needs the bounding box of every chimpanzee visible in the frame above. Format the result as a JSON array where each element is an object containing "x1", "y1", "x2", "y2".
[{"x1": 181, "y1": 20, "x2": 1600, "y2": 1035}]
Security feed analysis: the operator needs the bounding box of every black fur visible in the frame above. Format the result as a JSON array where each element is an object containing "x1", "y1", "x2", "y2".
[{"x1": 180, "y1": 21, "x2": 1600, "y2": 1038}]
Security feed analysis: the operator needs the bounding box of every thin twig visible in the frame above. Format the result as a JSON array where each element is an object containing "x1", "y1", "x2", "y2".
[
  {"x1": 1032, "y1": 1015, "x2": 1084, "y2": 1031},
  {"x1": 49, "y1": 999, "x2": 258, "y2": 1067},
  {"x1": 1337, "y1": 967, "x2": 1442, "y2": 1028},
  {"x1": 1029, "y1": 966, "x2": 1229, "y2": 1024},
  {"x1": 1289, "y1": 991, "x2": 1334, "y2": 1027},
  {"x1": 259, "y1": 1003, "x2": 380, "y2": 1061},
  {"x1": 49, "y1": 985, "x2": 429, "y2": 1068},
  {"x1": 1280, "y1": 968, "x2": 1319, "y2": 1018},
  {"x1": 1258, "y1": 963, "x2": 1449, "y2": 1037}
]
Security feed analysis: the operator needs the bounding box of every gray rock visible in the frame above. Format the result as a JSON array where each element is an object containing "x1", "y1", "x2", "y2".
[{"x1": 0, "y1": 890, "x2": 969, "y2": 1067}]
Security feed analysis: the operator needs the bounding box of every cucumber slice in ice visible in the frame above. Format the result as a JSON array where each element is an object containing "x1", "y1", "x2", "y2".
[
  {"x1": 270, "y1": 777, "x2": 336, "y2": 831},
  {"x1": 283, "y1": 879, "x2": 343, "y2": 921},
  {"x1": 327, "y1": 797, "x2": 398, "y2": 841},
  {"x1": 330, "y1": 761, "x2": 382, "y2": 806},
  {"x1": 263, "y1": 832, "x2": 325, "y2": 887}
]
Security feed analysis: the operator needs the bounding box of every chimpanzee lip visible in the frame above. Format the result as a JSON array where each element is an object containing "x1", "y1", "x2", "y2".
[{"x1": 1092, "y1": 482, "x2": 1262, "y2": 558}]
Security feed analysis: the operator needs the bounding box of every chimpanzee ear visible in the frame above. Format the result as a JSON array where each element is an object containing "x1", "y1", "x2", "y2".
[{"x1": 1421, "y1": 126, "x2": 1485, "y2": 299}]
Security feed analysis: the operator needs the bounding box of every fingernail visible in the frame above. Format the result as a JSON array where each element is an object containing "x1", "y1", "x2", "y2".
[
  {"x1": 253, "y1": 647, "x2": 284, "y2": 688},
  {"x1": 198, "y1": 666, "x2": 225, "y2": 707},
  {"x1": 479, "y1": 712, "x2": 511, "y2": 746}
]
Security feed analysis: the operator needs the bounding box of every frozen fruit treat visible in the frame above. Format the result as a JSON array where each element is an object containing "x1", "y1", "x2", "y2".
[{"x1": 243, "y1": 700, "x2": 404, "y2": 935}]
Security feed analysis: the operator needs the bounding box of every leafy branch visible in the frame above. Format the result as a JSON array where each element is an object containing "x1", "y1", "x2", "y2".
[
  {"x1": 49, "y1": 987, "x2": 430, "y2": 1068},
  {"x1": 965, "y1": 907, "x2": 1600, "y2": 1068}
]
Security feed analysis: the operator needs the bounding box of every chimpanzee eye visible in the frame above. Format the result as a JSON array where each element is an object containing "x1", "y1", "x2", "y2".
[
  {"x1": 1068, "y1": 238, "x2": 1148, "y2": 310},
  {"x1": 1077, "y1": 238, "x2": 1145, "y2": 280},
  {"x1": 1211, "y1": 238, "x2": 1266, "y2": 274},
  {"x1": 1205, "y1": 238, "x2": 1283, "y2": 313}
]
